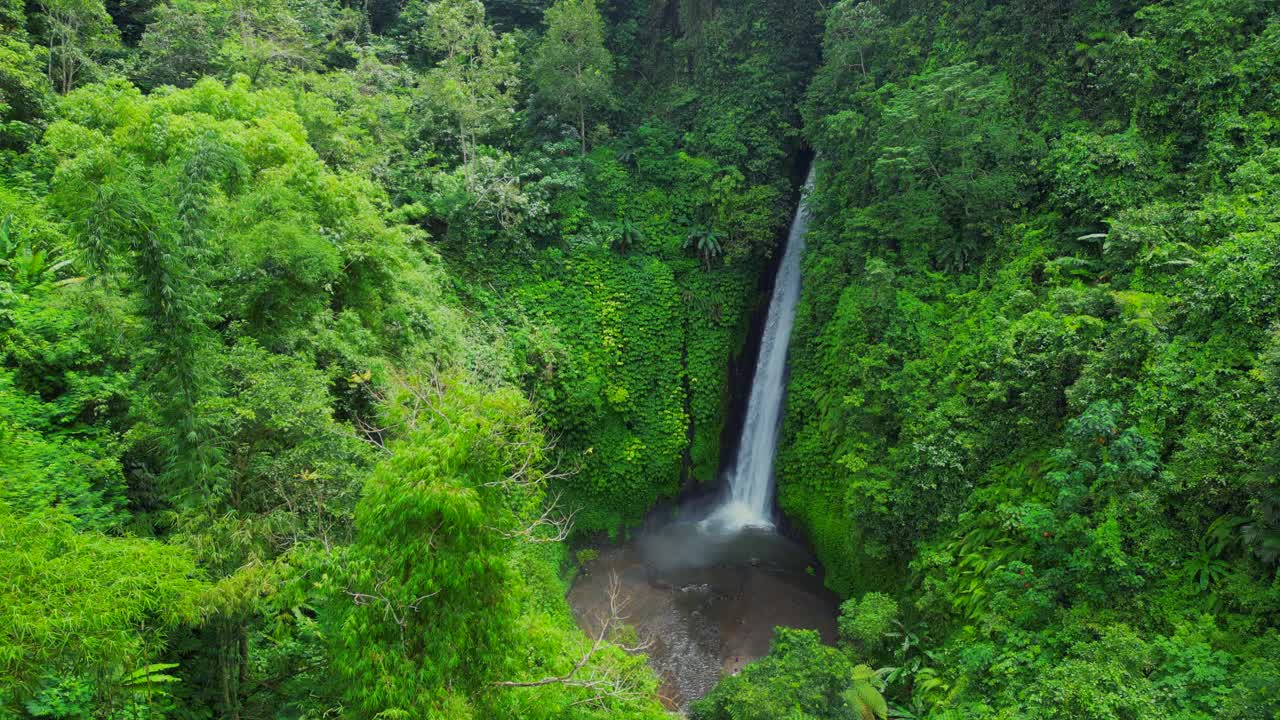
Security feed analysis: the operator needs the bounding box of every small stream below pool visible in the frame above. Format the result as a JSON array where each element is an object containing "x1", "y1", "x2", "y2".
[{"x1": 567, "y1": 517, "x2": 838, "y2": 710}]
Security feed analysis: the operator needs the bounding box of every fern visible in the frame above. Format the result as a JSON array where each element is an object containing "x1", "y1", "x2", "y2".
[
  {"x1": 119, "y1": 662, "x2": 182, "y2": 696},
  {"x1": 844, "y1": 664, "x2": 890, "y2": 720}
]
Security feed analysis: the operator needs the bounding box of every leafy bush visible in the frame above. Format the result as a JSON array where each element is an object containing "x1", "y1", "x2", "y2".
[{"x1": 837, "y1": 592, "x2": 899, "y2": 653}]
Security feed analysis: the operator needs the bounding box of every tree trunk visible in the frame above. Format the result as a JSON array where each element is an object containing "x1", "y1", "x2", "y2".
[
  {"x1": 577, "y1": 63, "x2": 587, "y2": 156},
  {"x1": 460, "y1": 119, "x2": 472, "y2": 189}
]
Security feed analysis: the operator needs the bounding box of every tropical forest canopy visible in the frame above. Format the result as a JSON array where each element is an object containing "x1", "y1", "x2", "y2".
[{"x1": 0, "y1": 0, "x2": 1276, "y2": 718}]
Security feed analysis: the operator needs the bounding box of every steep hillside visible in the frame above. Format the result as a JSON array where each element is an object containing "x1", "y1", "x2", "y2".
[{"x1": 767, "y1": 0, "x2": 1280, "y2": 716}]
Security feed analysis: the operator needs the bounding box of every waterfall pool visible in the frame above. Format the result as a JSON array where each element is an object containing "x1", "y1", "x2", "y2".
[{"x1": 566, "y1": 518, "x2": 838, "y2": 710}]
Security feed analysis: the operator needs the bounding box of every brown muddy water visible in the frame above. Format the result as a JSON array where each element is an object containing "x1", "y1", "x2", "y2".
[{"x1": 567, "y1": 519, "x2": 838, "y2": 711}]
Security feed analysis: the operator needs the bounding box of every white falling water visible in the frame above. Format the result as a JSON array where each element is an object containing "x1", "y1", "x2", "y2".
[{"x1": 706, "y1": 168, "x2": 814, "y2": 532}]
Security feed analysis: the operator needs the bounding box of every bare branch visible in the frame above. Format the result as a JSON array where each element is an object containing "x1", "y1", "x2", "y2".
[
  {"x1": 345, "y1": 576, "x2": 440, "y2": 646},
  {"x1": 351, "y1": 413, "x2": 393, "y2": 455},
  {"x1": 492, "y1": 573, "x2": 653, "y2": 709},
  {"x1": 501, "y1": 491, "x2": 579, "y2": 544}
]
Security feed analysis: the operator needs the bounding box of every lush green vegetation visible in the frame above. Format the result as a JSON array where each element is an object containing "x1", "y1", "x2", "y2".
[
  {"x1": 4, "y1": 0, "x2": 1279, "y2": 717},
  {"x1": 772, "y1": 0, "x2": 1280, "y2": 717},
  {"x1": 0, "y1": 0, "x2": 816, "y2": 715}
]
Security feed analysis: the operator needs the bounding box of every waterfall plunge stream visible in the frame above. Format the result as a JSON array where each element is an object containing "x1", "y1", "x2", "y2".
[
  {"x1": 706, "y1": 168, "x2": 813, "y2": 531},
  {"x1": 568, "y1": 169, "x2": 835, "y2": 710}
]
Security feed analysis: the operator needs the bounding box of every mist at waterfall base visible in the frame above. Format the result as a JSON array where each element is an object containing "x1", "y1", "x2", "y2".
[{"x1": 568, "y1": 171, "x2": 836, "y2": 709}]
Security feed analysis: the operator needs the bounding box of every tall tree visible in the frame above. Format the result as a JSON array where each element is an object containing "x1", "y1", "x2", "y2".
[
  {"x1": 58, "y1": 126, "x2": 239, "y2": 499},
  {"x1": 413, "y1": 0, "x2": 518, "y2": 184},
  {"x1": 36, "y1": 0, "x2": 119, "y2": 93},
  {"x1": 821, "y1": 0, "x2": 885, "y2": 81},
  {"x1": 532, "y1": 0, "x2": 614, "y2": 156}
]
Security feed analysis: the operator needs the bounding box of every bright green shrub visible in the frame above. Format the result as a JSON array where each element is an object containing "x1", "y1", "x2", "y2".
[
  {"x1": 0, "y1": 504, "x2": 208, "y2": 710},
  {"x1": 838, "y1": 592, "x2": 899, "y2": 652}
]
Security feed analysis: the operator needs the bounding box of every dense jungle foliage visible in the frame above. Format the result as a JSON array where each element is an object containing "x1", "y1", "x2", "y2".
[
  {"x1": 2, "y1": 0, "x2": 1278, "y2": 717},
  {"x1": 0, "y1": 0, "x2": 816, "y2": 715},
  {"x1": 766, "y1": 0, "x2": 1280, "y2": 718}
]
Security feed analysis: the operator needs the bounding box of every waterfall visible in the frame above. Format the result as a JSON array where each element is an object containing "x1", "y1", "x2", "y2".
[{"x1": 706, "y1": 168, "x2": 814, "y2": 532}]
